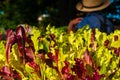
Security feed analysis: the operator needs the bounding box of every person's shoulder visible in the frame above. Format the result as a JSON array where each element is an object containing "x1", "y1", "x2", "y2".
[{"x1": 85, "y1": 14, "x2": 97, "y2": 21}]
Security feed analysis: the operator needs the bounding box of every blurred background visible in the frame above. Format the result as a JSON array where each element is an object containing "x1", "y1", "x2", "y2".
[{"x1": 0, "y1": 0, "x2": 120, "y2": 30}]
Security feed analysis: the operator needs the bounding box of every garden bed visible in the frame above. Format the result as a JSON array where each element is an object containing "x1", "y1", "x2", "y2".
[{"x1": 0, "y1": 24, "x2": 120, "y2": 80}]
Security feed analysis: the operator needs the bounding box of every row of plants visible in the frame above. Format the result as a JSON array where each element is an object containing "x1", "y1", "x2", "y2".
[{"x1": 0, "y1": 24, "x2": 120, "y2": 80}]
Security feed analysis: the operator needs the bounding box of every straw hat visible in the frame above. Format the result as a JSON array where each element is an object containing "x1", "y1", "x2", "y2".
[{"x1": 76, "y1": 0, "x2": 110, "y2": 12}]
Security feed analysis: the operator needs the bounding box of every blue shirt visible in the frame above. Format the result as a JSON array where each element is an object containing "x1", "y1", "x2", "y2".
[{"x1": 76, "y1": 12, "x2": 114, "y2": 34}]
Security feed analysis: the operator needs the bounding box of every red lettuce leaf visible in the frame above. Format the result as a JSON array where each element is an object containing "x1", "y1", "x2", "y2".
[
  {"x1": 5, "y1": 29, "x2": 16, "y2": 63},
  {"x1": 83, "y1": 49, "x2": 93, "y2": 66},
  {"x1": 38, "y1": 49, "x2": 46, "y2": 61},
  {"x1": 62, "y1": 61, "x2": 70, "y2": 74},
  {"x1": 16, "y1": 26, "x2": 26, "y2": 58},
  {"x1": 0, "y1": 66, "x2": 22, "y2": 80},
  {"x1": 71, "y1": 58, "x2": 86, "y2": 78},
  {"x1": 90, "y1": 28, "x2": 96, "y2": 52},
  {"x1": 92, "y1": 71, "x2": 101, "y2": 80},
  {"x1": 25, "y1": 47, "x2": 35, "y2": 63}
]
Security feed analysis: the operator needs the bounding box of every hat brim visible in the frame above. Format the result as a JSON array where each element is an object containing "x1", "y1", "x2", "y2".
[{"x1": 76, "y1": 0, "x2": 110, "y2": 12}]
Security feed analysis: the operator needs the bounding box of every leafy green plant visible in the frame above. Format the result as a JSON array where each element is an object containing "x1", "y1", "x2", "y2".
[{"x1": 0, "y1": 24, "x2": 120, "y2": 80}]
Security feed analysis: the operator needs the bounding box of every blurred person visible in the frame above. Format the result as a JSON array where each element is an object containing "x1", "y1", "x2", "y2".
[{"x1": 67, "y1": 0, "x2": 114, "y2": 34}]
